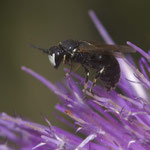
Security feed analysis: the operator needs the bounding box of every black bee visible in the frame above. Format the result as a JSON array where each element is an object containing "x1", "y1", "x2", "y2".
[{"x1": 31, "y1": 39, "x2": 135, "y2": 92}]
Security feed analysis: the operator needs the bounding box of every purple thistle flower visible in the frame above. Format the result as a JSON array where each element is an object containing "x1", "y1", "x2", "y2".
[{"x1": 1, "y1": 10, "x2": 150, "y2": 150}]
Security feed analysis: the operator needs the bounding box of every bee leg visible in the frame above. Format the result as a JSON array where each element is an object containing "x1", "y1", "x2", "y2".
[
  {"x1": 65, "y1": 61, "x2": 73, "y2": 79},
  {"x1": 90, "y1": 73, "x2": 100, "y2": 95},
  {"x1": 68, "y1": 61, "x2": 73, "y2": 75},
  {"x1": 82, "y1": 65, "x2": 90, "y2": 94},
  {"x1": 63, "y1": 55, "x2": 66, "y2": 64},
  {"x1": 90, "y1": 67, "x2": 105, "y2": 94},
  {"x1": 73, "y1": 64, "x2": 81, "y2": 73}
]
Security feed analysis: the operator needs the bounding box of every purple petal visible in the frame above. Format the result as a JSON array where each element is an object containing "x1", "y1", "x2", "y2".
[
  {"x1": 1, "y1": 10, "x2": 150, "y2": 150},
  {"x1": 139, "y1": 57, "x2": 149, "y2": 80},
  {"x1": 127, "y1": 41, "x2": 150, "y2": 62},
  {"x1": 88, "y1": 10, "x2": 114, "y2": 44}
]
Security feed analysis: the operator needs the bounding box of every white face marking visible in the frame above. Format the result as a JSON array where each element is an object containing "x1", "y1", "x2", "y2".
[
  {"x1": 100, "y1": 67, "x2": 105, "y2": 74},
  {"x1": 48, "y1": 54, "x2": 56, "y2": 67}
]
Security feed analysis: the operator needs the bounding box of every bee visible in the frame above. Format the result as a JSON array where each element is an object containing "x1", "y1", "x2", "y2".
[{"x1": 31, "y1": 39, "x2": 135, "y2": 92}]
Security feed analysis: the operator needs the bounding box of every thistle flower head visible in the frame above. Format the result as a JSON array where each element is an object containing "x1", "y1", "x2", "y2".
[{"x1": 0, "y1": 10, "x2": 150, "y2": 150}]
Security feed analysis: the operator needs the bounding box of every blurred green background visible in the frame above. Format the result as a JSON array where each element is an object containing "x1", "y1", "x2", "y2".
[{"x1": 1, "y1": 0, "x2": 150, "y2": 127}]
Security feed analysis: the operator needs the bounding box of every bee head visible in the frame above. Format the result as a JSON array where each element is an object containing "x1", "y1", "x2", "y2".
[
  {"x1": 30, "y1": 44, "x2": 64, "y2": 69},
  {"x1": 59, "y1": 39, "x2": 79, "y2": 55},
  {"x1": 30, "y1": 40, "x2": 78, "y2": 69},
  {"x1": 48, "y1": 46, "x2": 64, "y2": 68}
]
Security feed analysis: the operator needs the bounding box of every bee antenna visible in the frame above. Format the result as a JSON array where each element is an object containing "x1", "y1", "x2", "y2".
[{"x1": 29, "y1": 43, "x2": 49, "y2": 54}]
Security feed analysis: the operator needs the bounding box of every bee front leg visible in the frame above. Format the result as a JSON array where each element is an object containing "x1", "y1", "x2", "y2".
[
  {"x1": 64, "y1": 55, "x2": 72, "y2": 78},
  {"x1": 82, "y1": 65, "x2": 90, "y2": 94},
  {"x1": 63, "y1": 55, "x2": 66, "y2": 64},
  {"x1": 68, "y1": 60, "x2": 73, "y2": 76}
]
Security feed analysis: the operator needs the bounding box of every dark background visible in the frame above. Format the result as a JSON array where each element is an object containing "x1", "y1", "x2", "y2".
[{"x1": 1, "y1": 0, "x2": 150, "y2": 127}]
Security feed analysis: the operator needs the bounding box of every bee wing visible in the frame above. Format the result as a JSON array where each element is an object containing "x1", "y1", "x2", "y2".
[{"x1": 78, "y1": 41, "x2": 136, "y2": 56}]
